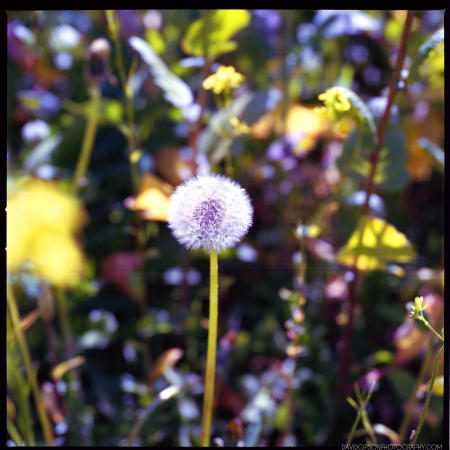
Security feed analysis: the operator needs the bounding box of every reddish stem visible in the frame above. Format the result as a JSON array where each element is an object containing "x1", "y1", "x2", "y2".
[{"x1": 337, "y1": 10, "x2": 415, "y2": 400}]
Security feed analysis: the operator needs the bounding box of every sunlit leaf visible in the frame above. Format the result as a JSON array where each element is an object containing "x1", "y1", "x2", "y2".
[
  {"x1": 129, "y1": 36, "x2": 193, "y2": 109},
  {"x1": 51, "y1": 356, "x2": 85, "y2": 381},
  {"x1": 182, "y1": 10, "x2": 250, "y2": 59},
  {"x1": 125, "y1": 174, "x2": 174, "y2": 222},
  {"x1": 409, "y1": 28, "x2": 444, "y2": 83},
  {"x1": 148, "y1": 348, "x2": 184, "y2": 383},
  {"x1": 336, "y1": 216, "x2": 416, "y2": 271}
]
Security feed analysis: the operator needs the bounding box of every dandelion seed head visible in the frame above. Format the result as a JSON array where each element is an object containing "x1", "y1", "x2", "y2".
[{"x1": 167, "y1": 174, "x2": 253, "y2": 252}]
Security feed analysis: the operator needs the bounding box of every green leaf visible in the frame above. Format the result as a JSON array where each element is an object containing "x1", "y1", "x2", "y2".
[
  {"x1": 409, "y1": 28, "x2": 444, "y2": 82},
  {"x1": 129, "y1": 36, "x2": 193, "y2": 109},
  {"x1": 386, "y1": 369, "x2": 416, "y2": 401},
  {"x1": 336, "y1": 216, "x2": 417, "y2": 271},
  {"x1": 198, "y1": 88, "x2": 282, "y2": 162},
  {"x1": 338, "y1": 126, "x2": 409, "y2": 191},
  {"x1": 182, "y1": 10, "x2": 250, "y2": 59},
  {"x1": 274, "y1": 402, "x2": 290, "y2": 431},
  {"x1": 23, "y1": 134, "x2": 62, "y2": 172}
]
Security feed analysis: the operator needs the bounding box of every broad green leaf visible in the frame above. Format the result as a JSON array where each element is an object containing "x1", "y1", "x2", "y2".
[
  {"x1": 336, "y1": 216, "x2": 416, "y2": 271},
  {"x1": 338, "y1": 126, "x2": 410, "y2": 191},
  {"x1": 182, "y1": 10, "x2": 250, "y2": 59},
  {"x1": 409, "y1": 28, "x2": 444, "y2": 83},
  {"x1": 129, "y1": 36, "x2": 193, "y2": 109}
]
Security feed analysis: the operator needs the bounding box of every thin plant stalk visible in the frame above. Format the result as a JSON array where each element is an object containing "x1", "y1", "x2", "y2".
[
  {"x1": 410, "y1": 343, "x2": 444, "y2": 445},
  {"x1": 72, "y1": 87, "x2": 101, "y2": 195},
  {"x1": 6, "y1": 282, "x2": 54, "y2": 446},
  {"x1": 7, "y1": 415, "x2": 25, "y2": 446},
  {"x1": 201, "y1": 250, "x2": 219, "y2": 447},
  {"x1": 346, "y1": 382, "x2": 376, "y2": 445},
  {"x1": 106, "y1": 10, "x2": 153, "y2": 381},
  {"x1": 398, "y1": 309, "x2": 443, "y2": 442}
]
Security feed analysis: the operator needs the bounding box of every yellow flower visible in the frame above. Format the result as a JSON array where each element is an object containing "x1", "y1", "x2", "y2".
[
  {"x1": 318, "y1": 87, "x2": 352, "y2": 113},
  {"x1": 202, "y1": 65, "x2": 244, "y2": 95},
  {"x1": 409, "y1": 296, "x2": 427, "y2": 318},
  {"x1": 30, "y1": 231, "x2": 85, "y2": 287},
  {"x1": 7, "y1": 178, "x2": 87, "y2": 286},
  {"x1": 229, "y1": 117, "x2": 250, "y2": 135}
]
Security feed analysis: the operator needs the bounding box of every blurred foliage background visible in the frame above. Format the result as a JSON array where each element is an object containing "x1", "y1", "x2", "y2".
[{"x1": 6, "y1": 9, "x2": 444, "y2": 446}]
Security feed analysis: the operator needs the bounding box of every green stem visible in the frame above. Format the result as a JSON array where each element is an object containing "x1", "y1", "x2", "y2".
[
  {"x1": 6, "y1": 282, "x2": 54, "y2": 446},
  {"x1": 346, "y1": 382, "x2": 375, "y2": 445},
  {"x1": 72, "y1": 87, "x2": 101, "y2": 195},
  {"x1": 55, "y1": 288, "x2": 75, "y2": 361},
  {"x1": 397, "y1": 338, "x2": 434, "y2": 442},
  {"x1": 106, "y1": 10, "x2": 153, "y2": 383},
  {"x1": 127, "y1": 385, "x2": 180, "y2": 445},
  {"x1": 7, "y1": 415, "x2": 25, "y2": 446},
  {"x1": 201, "y1": 250, "x2": 219, "y2": 447},
  {"x1": 410, "y1": 343, "x2": 444, "y2": 445},
  {"x1": 398, "y1": 309, "x2": 443, "y2": 442},
  {"x1": 419, "y1": 315, "x2": 444, "y2": 342}
]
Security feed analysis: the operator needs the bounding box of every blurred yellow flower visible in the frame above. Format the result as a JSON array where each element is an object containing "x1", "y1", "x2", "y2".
[
  {"x1": 203, "y1": 65, "x2": 244, "y2": 95},
  {"x1": 229, "y1": 117, "x2": 250, "y2": 135},
  {"x1": 6, "y1": 178, "x2": 87, "y2": 286},
  {"x1": 30, "y1": 231, "x2": 85, "y2": 286},
  {"x1": 318, "y1": 87, "x2": 351, "y2": 112}
]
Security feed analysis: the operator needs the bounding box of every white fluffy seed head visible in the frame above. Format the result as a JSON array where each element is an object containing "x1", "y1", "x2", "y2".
[{"x1": 167, "y1": 174, "x2": 253, "y2": 253}]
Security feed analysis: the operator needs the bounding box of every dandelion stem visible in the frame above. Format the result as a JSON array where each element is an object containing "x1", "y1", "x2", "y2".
[
  {"x1": 6, "y1": 282, "x2": 54, "y2": 446},
  {"x1": 201, "y1": 250, "x2": 219, "y2": 447},
  {"x1": 73, "y1": 86, "x2": 101, "y2": 195},
  {"x1": 410, "y1": 343, "x2": 444, "y2": 445}
]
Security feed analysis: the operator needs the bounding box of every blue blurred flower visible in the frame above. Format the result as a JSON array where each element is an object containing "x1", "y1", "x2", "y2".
[
  {"x1": 54, "y1": 51, "x2": 74, "y2": 70},
  {"x1": 21, "y1": 119, "x2": 50, "y2": 142},
  {"x1": 49, "y1": 24, "x2": 81, "y2": 52},
  {"x1": 345, "y1": 43, "x2": 369, "y2": 64},
  {"x1": 143, "y1": 10, "x2": 163, "y2": 29},
  {"x1": 252, "y1": 10, "x2": 282, "y2": 32},
  {"x1": 297, "y1": 23, "x2": 316, "y2": 44},
  {"x1": 236, "y1": 243, "x2": 258, "y2": 262},
  {"x1": 347, "y1": 190, "x2": 386, "y2": 217}
]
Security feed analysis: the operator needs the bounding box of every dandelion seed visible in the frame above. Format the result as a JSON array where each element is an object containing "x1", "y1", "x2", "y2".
[{"x1": 167, "y1": 174, "x2": 253, "y2": 252}]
